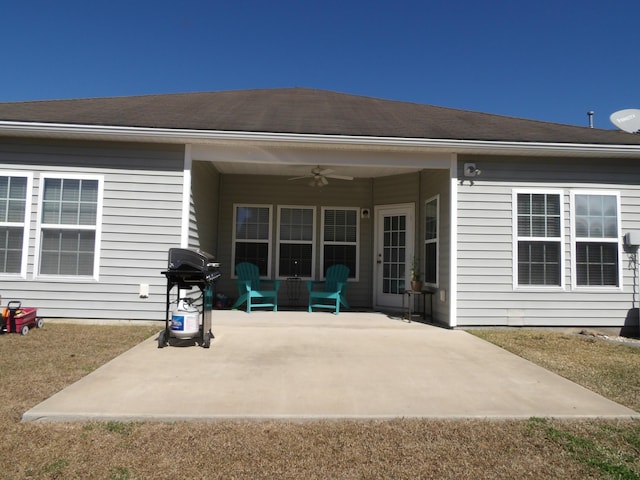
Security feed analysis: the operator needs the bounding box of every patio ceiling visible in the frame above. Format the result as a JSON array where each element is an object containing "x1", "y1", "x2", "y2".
[
  {"x1": 190, "y1": 141, "x2": 453, "y2": 179},
  {"x1": 208, "y1": 161, "x2": 422, "y2": 178}
]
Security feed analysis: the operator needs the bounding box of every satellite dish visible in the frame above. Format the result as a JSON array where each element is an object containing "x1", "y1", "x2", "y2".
[{"x1": 610, "y1": 109, "x2": 640, "y2": 134}]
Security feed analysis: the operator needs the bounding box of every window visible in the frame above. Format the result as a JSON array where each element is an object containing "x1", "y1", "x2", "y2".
[
  {"x1": 233, "y1": 204, "x2": 272, "y2": 276},
  {"x1": 572, "y1": 192, "x2": 620, "y2": 287},
  {"x1": 277, "y1": 206, "x2": 314, "y2": 278},
  {"x1": 514, "y1": 191, "x2": 563, "y2": 287},
  {"x1": 0, "y1": 174, "x2": 31, "y2": 275},
  {"x1": 38, "y1": 176, "x2": 102, "y2": 277},
  {"x1": 233, "y1": 205, "x2": 359, "y2": 280},
  {"x1": 322, "y1": 208, "x2": 358, "y2": 279},
  {"x1": 424, "y1": 196, "x2": 438, "y2": 285}
]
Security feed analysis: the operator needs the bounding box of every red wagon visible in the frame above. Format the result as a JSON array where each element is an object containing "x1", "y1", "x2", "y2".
[{"x1": 1, "y1": 301, "x2": 43, "y2": 335}]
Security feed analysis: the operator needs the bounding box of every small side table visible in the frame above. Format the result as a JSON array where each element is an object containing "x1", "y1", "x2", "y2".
[
  {"x1": 286, "y1": 277, "x2": 302, "y2": 306},
  {"x1": 402, "y1": 287, "x2": 437, "y2": 322}
]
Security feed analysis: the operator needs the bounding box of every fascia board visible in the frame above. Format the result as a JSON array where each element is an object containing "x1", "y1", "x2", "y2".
[{"x1": 1, "y1": 120, "x2": 640, "y2": 158}]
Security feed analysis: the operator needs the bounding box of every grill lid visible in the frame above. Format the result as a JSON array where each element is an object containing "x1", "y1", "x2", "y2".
[{"x1": 167, "y1": 248, "x2": 219, "y2": 271}]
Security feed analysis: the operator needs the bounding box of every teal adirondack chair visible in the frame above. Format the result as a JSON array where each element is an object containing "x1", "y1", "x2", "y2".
[
  {"x1": 307, "y1": 264, "x2": 350, "y2": 314},
  {"x1": 232, "y1": 262, "x2": 281, "y2": 313}
]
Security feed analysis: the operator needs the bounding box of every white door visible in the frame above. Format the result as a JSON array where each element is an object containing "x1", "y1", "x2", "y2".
[{"x1": 374, "y1": 204, "x2": 415, "y2": 309}]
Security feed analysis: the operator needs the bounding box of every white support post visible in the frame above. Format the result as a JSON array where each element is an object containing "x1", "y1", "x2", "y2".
[
  {"x1": 449, "y1": 154, "x2": 458, "y2": 328},
  {"x1": 180, "y1": 145, "x2": 192, "y2": 249}
]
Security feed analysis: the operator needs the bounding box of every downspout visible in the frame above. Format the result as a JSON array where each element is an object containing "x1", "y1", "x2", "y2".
[
  {"x1": 449, "y1": 154, "x2": 458, "y2": 328},
  {"x1": 180, "y1": 144, "x2": 192, "y2": 248}
]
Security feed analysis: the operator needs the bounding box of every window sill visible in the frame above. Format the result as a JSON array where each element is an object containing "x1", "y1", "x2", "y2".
[
  {"x1": 33, "y1": 275, "x2": 99, "y2": 282},
  {"x1": 514, "y1": 285, "x2": 566, "y2": 292},
  {"x1": 571, "y1": 286, "x2": 624, "y2": 293}
]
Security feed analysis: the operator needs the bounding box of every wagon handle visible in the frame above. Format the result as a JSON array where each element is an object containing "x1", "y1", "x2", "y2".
[{"x1": 7, "y1": 300, "x2": 21, "y2": 311}]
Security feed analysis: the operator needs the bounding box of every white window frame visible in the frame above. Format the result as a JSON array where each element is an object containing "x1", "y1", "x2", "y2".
[
  {"x1": 424, "y1": 195, "x2": 439, "y2": 287},
  {"x1": 34, "y1": 173, "x2": 104, "y2": 281},
  {"x1": 512, "y1": 189, "x2": 565, "y2": 290},
  {"x1": 0, "y1": 171, "x2": 33, "y2": 278},
  {"x1": 570, "y1": 190, "x2": 622, "y2": 290},
  {"x1": 231, "y1": 203, "x2": 273, "y2": 278},
  {"x1": 320, "y1": 206, "x2": 359, "y2": 281},
  {"x1": 276, "y1": 205, "x2": 316, "y2": 279}
]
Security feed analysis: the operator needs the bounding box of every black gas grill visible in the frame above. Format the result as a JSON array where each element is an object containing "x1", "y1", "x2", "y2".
[{"x1": 159, "y1": 248, "x2": 221, "y2": 348}]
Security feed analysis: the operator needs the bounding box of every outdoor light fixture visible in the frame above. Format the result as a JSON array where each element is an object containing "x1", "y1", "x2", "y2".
[
  {"x1": 309, "y1": 176, "x2": 328, "y2": 187},
  {"x1": 464, "y1": 163, "x2": 482, "y2": 177}
]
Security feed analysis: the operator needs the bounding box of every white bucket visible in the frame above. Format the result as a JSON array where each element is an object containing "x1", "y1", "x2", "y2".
[{"x1": 171, "y1": 299, "x2": 200, "y2": 339}]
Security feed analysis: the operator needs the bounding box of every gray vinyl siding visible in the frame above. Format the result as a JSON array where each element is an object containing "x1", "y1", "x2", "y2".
[
  {"x1": 0, "y1": 139, "x2": 185, "y2": 321},
  {"x1": 188, "y1": 161, "x2": 220, "y2": 255},
  {"x1": 372, "y1": 172, "x2": 419, "y2": 205},
  {"x1": 456, "y1": 155, "x2": 640, "y2": 328},
  {"x1": 215, "y1": 174, "x2": 373, "y2": 309}
]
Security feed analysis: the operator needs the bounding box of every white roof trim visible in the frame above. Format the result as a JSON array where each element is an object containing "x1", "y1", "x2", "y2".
[{"x1": 2, "y1": 120, "x2": 640, "y2": 157}]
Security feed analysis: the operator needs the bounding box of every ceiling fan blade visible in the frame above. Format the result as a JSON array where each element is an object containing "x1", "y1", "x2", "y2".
[
  {"x1": 325, "y1": 174, "x2": 354, "y2": 181},
  {"x1": 291, "y1": 166, "x2": 351, "y2": 185}
]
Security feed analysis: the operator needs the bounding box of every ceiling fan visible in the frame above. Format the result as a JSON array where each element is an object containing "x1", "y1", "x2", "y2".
[{"x1": 288, "y1": 166, "x2": 354, "y2": 187}]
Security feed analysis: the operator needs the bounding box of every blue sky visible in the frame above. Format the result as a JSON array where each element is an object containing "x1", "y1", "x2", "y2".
[{"x1": 1, "y1": 1, "x2": 638, "y2": 128}]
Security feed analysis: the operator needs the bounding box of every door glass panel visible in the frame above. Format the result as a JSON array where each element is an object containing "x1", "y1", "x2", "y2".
[{"x1": 382, "y1": 214, "x2": 407, "y2": 294}]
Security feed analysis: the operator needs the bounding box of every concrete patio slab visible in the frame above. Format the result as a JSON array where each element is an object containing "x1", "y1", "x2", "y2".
[{"x1": 23, "y1": 311, "x2": 638, "y2": 422}]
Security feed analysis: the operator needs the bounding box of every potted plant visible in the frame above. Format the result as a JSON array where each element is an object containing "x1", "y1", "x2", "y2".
[{"x1": 410, "y1": 257, "x2": 423, "y2": 291}]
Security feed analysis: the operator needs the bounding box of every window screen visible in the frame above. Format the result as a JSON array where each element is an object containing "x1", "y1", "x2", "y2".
[
  {"x1": 424, "y1": 197, "x2": 438, "y2": 284},
  {"x1": 234, "y1": 205, "x2": 271, "y2": 276},
  {"x1": 39, "y1": 178, "x2": 99, "y2": 276},
  {"x1": 516, "y1": 193, "x2": 562, "y2": 286},
  {"x1": 574, "y1": 194, "x2": 619, "y2": 287},
  {"x1": 322, "y1": 208, "x2": 357, "y2": 278},
  {"x1": 0, "y1": 175, "x2": 28, "y2": 274},
  {"x1": 278, "y1": 207, "x2": 314, "y2": 277}
]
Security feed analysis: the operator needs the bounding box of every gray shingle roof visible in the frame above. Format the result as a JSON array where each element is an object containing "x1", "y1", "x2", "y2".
[{"x1": 1, "y1": 87, "x2": 640, "y2": 145}]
